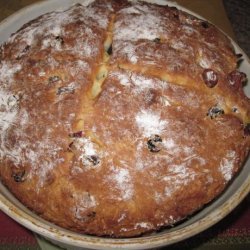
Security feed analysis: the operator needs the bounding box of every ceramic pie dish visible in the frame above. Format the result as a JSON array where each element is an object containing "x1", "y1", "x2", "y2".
[{"x1": 0, "y1": 0, "x2": 249, "y2": 249}]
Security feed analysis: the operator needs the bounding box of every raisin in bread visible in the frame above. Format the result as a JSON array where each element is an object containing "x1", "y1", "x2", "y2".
[{"x1": 0, "y1": 0, "x2": 249, "y2": 237}]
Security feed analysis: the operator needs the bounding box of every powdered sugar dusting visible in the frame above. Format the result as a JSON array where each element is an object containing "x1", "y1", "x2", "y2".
[
  {"x1": 82, "y1": 5, "x2": 109, "y2": 29},
  {"x1": 0, "y1": 91, "x2": 19, "y2": 161},
  {"x1": 0, "y1": 91, "x2": 19, "y2": 132},
  {"x1": 113, "y1": 70, "x2": 164, "y2": 93},
  {"x1": 73, "y1": 192, "x2": 97, "y2": 221},
  {"x1": 72, "y1": 137, "x2": 102, "y2": 170},
  {"x1": 69, "y1": 60, "x2": 91, "y2": 77},
  {"x1": 136, "y1": 109, "x2": 167, "y2": 137},
  {"x1": 0, "y1": 82, "x2": 65, "y2": 186},
  {"x1": 0, "y1": 112, "x2": 64, "y2": 186},
  {"x1": 115, "y1": 5, "x2": 163, "y2": 41},
  {"x1": 113, "y1": 2, "x2": 167, "y2": 64},
  {"x1": 0, "y1": 61, "x2": 22, "y2": 84},
  {"x1": 0, "y1": 2, "x2": 111, "y2": 188},
  {"x1": 8, "y1": 3, "x2": 110, "y2": 58},
  {"x1": 19, "y1": 130, "x2": 64, "y2": 188},
  {"x1": 83, "y1": 139, "x2": 96, "y2": 156},
  {"x1": 117, "y1": 213, "x2": 126, "y2": 223},
  {"x1": 219, "y1": 150, "x2": 236, "y2": 181},
  {"x1": 162, "y1": 138, "x2": 176, "y2": 150},
  {"x1": 10, "y1": 11, "x2": 65, "y2": 45},
  {"x1": 134, "y1": 222, "x2": 152, "y2": 229},
  {"x1": 130, "y1": 74, "x2": 159, "y2": 93},
  {"x1": 112, "y1": 71, "x2": 131, "y2": 86},
  {"x1": 198, "y1": 56, "x2": 212, "y2": 69},
  {"x1": 163, "y1": 164, "x2": 197, "y2": 197},
  {"x1": 110, "y1": 167, "x2": 134, "y2": 200},
  {"x1": 118, "y1": 42, "x2": 138, "y2": 63},
  {"x1": 42, "y1": 36, "x2": 62, "y2": 50}
]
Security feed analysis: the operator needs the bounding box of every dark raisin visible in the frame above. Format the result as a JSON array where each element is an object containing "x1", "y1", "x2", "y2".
[
  {"x1": 232, "y1": 107, "x2": 238, "y2": 113},
  {"x1": 57, "y1": 85, "x2": 75, "y2": 95},
  {"x1": 48, "y1": 76, "x2": 61, "y2": 85},
  {"x1": 170, "y1": 7, "x2": 179, "y2": 19},
  {"x1": 16, "y1": 45, "x2": 31, "y2": 59},
  {"x1": 202, "y1": 69, "x2": 218, "y2": 88},
  {"x1": 23, "y1": 45, "x2": 30, "y2": 53},
  {"x1": 86, "y1": 155, "x2": 100, "y2": 166},
  {"x1": 69, "y1": 131, "x2": 83, "y2": 138},
  {"x1": 55, "y1": 36, "x2": 64, "y2": 44},
  {"x1": 44, "y1": 172, "x2": 55, "y2": 185},
  {"x1": 227, "y1": 70, "x2": 247, "y2": 89},
  {"x1": 147, "y1": 135, "x2": 162, "y2": 153},
  {"x1": 76, "y1": 20, "x2": 84, "y2": 26},
  {"x1": 7, "y1": 95, "x2": 20, "y2": 106},
  {"x1": 244, "y1": 124, "x2": 250, "y2": 136},
  {"x1": 87, "y1": 211, "x2": 96, "y2": 218},
  {"x1": 27, "y1": 59, "x2": 37, "y2": 66},
  {"x1": 68, "y1": 141, "x2": 75, "y2": 151},
  {"x1": 107, "y1": 44, "x2": 112, "y2": 55},
  {"x1": 13, "y1": 94, "x2": 20, "y2": 101},
  {"x1": 207, "y1": 106, "x2": 224, "y2": 119},
  {"x1": 170, "y1": 6, "x2": 178, "y2": 11},
  {"x1": 12, "y1": 170, "x2": 26, "y2": 183},
  {"x1": 236, "y1": 53, "x2": 243, "y2": 59},
  {"x1": 173, "y1": 13, "x2": 179, "y2": 19},
  {"x1": 201, "y1": 21, "x2": 209, "y2": 29},
  {"x1": 78, "y1": 211, "x2": 96, "y2": 222},
  {"x1": 153, "y1": 38, "x2": 161, "y2": 43}
]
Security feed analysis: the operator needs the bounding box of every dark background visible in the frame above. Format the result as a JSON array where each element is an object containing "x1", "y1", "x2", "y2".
[{"x1": 224, "y1": 0, "x2": 250, "y2": 56}]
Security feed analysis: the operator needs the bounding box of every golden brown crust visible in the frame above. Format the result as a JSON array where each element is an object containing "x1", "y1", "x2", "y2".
[{"x1": 0, "y1": 0, "x2": 249, "y2": 237}]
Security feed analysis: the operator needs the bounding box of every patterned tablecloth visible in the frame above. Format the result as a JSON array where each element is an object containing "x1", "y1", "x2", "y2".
[{"x1": 0, "y1": 0, "x2": 249, "y2": 249}]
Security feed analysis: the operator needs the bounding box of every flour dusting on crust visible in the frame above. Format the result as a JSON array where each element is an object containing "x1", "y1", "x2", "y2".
[
  {"x1": 73, "y1": 192, "x2": 97, "y2": 221},
  {"x1": 219, "y1": 150, "x2": 236, "y2": 181},
  {"x1": 109, "y1": 167, "x2": 134, "y2": 201},
  {"x1": 0, "y1": 61, "x2": 22, "y2": 84},
  {"x1": 136, "y1": 109, "x2": 167, "y2": 137},
  {"x1": 115, "y1": 4, "x2": 163, "y2": 41},
  {"x1": 163, "y1": 164, "x2": 197, "y2": 197}
]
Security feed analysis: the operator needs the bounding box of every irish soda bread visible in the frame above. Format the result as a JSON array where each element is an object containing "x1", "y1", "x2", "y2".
[{"x1": 0, "y1": 0, "x2": 249, "y2": 237}]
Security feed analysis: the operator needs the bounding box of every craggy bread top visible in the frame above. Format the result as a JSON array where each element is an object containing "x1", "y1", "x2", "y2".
[{"x1": 0, "y1": 0, "x2": 249, "y2": 237}]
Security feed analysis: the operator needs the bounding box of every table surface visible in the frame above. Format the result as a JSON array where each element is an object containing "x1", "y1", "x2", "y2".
[{"x1": 0, "y1": 1, "x2": 249, "y2": 250}]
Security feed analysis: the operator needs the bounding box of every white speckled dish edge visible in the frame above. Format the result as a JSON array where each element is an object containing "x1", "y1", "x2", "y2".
[{"x1": 0, "y1": 1, "x2": 249, "y2": 250}]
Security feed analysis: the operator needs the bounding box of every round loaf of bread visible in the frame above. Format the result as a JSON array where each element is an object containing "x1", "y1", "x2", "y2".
[{"x1": 0, "y1": 0, "x2": 249, "y2": 237}]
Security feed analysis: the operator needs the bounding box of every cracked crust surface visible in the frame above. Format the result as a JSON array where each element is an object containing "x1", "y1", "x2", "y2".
[{"x1": 0, "y1": 0, "x2": 250, "y2": 237}]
